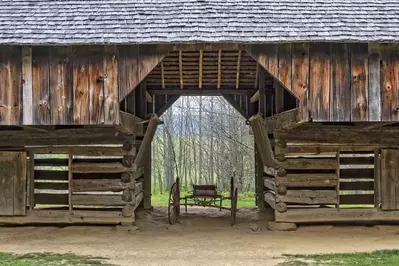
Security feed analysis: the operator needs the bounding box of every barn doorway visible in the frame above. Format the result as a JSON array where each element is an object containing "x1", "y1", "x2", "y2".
[{"x1": 151, "y1": 96, "x2": 256, "y2": 209}]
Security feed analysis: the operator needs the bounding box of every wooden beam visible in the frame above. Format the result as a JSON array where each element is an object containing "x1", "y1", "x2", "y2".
[
  {"x1": 217, "y1": 49, "x2": 222, "y2": 89},
  {"x1": 236, "y1": 50, "x2": 241, "y2": 89},
  {"x1": 155, "y1": 95, "x2": 180, "y2": 116},
  {"x1": 161, "y1": 60, "x2": 165, "y2": 89},
  {"x1": 118, "y1": 111, "x2": 142, "y2": 135},
  {"x1": 199, "y1": 50, "x2": 203, "y2": 89},
  {"x1": 179, "y1": 50, "x2": 183, "y2": 89},
  {"x1": 71, "y1": 162, "x2": 136, "y2": 173},
  {"x1": 254, "y1": 63, "x2": 259, "y2": 89},
  {"x1": 135, "y1": 115, "x2": 159, "y2": 167},
  {"x1": 222, "y1": 95, "x2": 248, "y2": 119},
  {"x1": 264, "y1": 176, "x2": 276, "y2": 191},
  {"x1": 68, "y1": 154, "x2": 72, "y2": 213},
  {"x1": 148, "y1": 89, "x2": 256, "y2": 96},
  {"x1": 250, "y1": 91, "x2": 260, "y2": 103},
  {"x1": 145, "y1": 91, "x2": 153, "y2": 103},
  {"x1": 22, "y1": 46, "x2": 33, "y2": 125}
]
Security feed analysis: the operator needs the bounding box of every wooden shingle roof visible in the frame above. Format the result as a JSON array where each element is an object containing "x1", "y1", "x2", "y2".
[{"x1": 0, "y1": 0, "x2": 398, "y2": 45}]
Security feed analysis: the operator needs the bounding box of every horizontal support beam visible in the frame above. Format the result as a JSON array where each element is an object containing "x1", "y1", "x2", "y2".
[{"x1": 148, "y1": 89, "x2": 257, "y2": 96}]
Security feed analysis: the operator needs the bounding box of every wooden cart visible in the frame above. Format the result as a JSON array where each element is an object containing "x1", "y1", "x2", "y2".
[{"x1": 168, "y1": 177, "x2": 238, "y2": 225}]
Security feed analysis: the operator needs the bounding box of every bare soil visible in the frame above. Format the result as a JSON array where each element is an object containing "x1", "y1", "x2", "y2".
[{"x1": 1, "y1": 207, "x2": 399, "y2": 265}]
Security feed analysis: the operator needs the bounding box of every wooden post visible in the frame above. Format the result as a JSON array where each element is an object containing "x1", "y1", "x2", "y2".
[
  {"x1": 28, "y1": 152, "x2": 35, "y2": 211},
  {"x1": 258, "y1": 71, "x2": 265, "y2": 116},
  {"x1": 143, "y1": 143, "x2": 152, "y2": 210},
  {"x1": 68, "y1": 154, "x2": 73, "y2": 213},
  {"x1": 255, "y1": 143, "x2": 265, "y2": 209}
]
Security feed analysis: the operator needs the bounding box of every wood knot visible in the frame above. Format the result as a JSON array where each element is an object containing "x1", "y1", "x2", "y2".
[
  {"x1": 395, "y1": 106, "x2": 399, "y2": 112},
  {"x1": 63, "y1": 58, "x2": 69, "y2": 63},
  {"x1": 99, "y1": 73, "x2": 108, "y2": 81},
  {"x1": 387, "y1": 85, "x2": 392, "y2": 90}
]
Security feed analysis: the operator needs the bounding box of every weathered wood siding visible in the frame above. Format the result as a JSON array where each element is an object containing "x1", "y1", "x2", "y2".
[{"x1": 249, "y1": 43, "x2": 399, "y2": 122}]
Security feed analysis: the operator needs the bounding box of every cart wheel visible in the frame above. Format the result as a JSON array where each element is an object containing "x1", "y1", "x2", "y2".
[
  {"x1": 231, "y1": 188, "x2": 238, "y2": 226},
  {"x1": 168, "y1": 181, "x2": 180, "y2": 225}
]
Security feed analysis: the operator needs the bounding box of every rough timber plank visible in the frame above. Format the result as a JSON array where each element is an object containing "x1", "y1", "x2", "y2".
[
  {"x1": 291, "y1": 43, "x2": 309, "y2": 121},
  {"x1": 264, "y1": 177, "x2": 276, "y2": 191},
  {"x1": 368, "y1": 45, "x2": 381, "y2": 121},
  {"x1": 275, "y1": 208, "x2": 399, "y2": 223},
  {"x1": 381, "y1": 149, "x2": 398, "y2": 210},
  {"x1": 330, "y1": 43, "x2": 351, "y2": 121},
  {"x1": 381, "y1": 46, "x2": 399, "y2": 121},
  {"x1": 104, "y1": 46, "x2": 119, "y2": 124},
  {"x1": 71, "y1": 179, "x2": 135, "y2": 192},
  {"x1": 276, "y1": 174, "x2": 338, "y2": 187},
  {"x1": 309, "y1": 43, "x2": 330, "y2": 121},
  {"x1": 280, "y1": 158, "x2": 337, "y2": 170},
  {"x1": 72, "y1": 194, "x2": 130, "y2": 206},
  {"x1": 351, "y1": 44, "x2": 369, "y2": 121},
  {"x1": 0, "y1": 47, "x2": 22, "y2": 125},
  {"x1": 277, "y1": 190, "x2": 337, "y2": 204},
  {"x1": 32, "y1": 47, "x2": 51, "y2": 125},
  {"x1": 71, "y1": 162, "x2": 135, "y2": 173},
  {"x1": 135, "y1": 115, "x2": 159, "y2": 167},
  {"x1": 0, "y1": 210, "x2": 133, "y2": 225},
  {"x1": 13, "y1": 153, "x2": 26, "y2": 216},
  {"x1": 88, "y1": 47, "x2": 104, "y2": 124},
  {"x1": 278, "y1": 44, "x2": 292, "y2": 90},
  {"x1": 50, "y1": 47, "x2": 73, "y2": 124},
  {"x1": 73, "y1": 47, "x2": 90, "y2": 124},
  {"x1": 22, "y1": 47, "x2": 33, "y2": 125}
]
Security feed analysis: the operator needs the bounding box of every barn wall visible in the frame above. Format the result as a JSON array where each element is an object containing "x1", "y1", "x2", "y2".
[{"x1": 249, "y1": 43, "x2": 399, "y2": 122}]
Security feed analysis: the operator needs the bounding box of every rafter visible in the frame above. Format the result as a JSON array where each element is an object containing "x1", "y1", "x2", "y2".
[
  {"x1": 236, "y1": 50, "x2": 242, "y2": 89},
  {"x1": 217, "y1": 49, "x2": 222, "y2": 89},
  {"x1": 148, "y1": 89, "x2": 257, "y2": 96},
  {"x1": 179, "y1": 50, "x2": 183, "y2": 89},
  {"x1": 199, "y1": 49, "x2": 203, "y2": 89}
]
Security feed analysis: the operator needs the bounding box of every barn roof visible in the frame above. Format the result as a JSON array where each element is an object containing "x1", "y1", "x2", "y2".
[{"x1": 0, "y1": 0, "x2": 398, "y2": 45}]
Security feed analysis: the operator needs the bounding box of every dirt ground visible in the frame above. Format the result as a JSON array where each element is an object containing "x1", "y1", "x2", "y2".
[{"x1": 1, "y1": 207, "x2": 399, "y2": 265}]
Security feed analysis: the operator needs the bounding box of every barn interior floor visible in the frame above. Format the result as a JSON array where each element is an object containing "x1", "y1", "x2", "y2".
[{"x1": 1, "y1": 207, "x2": 399, "y2": 266}]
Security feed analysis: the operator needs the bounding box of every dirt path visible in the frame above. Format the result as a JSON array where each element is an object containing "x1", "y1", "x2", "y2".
[{"x1": 1, "y1": 207, "x2": 399, "y2": 265}]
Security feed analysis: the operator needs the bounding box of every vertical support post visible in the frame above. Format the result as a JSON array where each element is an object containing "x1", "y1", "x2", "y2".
[
  {"x1": 28, "y1": 151, "x2": 35, "y2": 211},
  {"x1": 374, "y1": 149, "x2": 381, "y2": 208},
  {"x1": 336, "y1": 152, "x2": 340, "y2": 209},
  {"x1": 255, "y1": 143, "x2": 265, "y2": 209},
  {"x1": 275, "y1": 81, "x2": 285, "y2": 114},
  {"x1": 143, "y1": 142, "x2": 152, "y2": 210},
  {"x1": 258, "y1": 70, "x2": 265, "y2": 117},
  {"x1": 68, "y1": 154, "x2": 73, "y2": 213}
]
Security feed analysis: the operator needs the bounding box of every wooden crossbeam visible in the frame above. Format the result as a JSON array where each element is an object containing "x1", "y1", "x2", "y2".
[
  {"x1": 236, "y1": 50, "x2": 242, "y2": 89},
  {"x1": 250, "y1": 91, "x2": 260, "y2": 103},
  {"x1": 217, "y1": 50, "x2": 222, "y2": 89},
  {"x1": 179, "y1": 50, "x2": 183, "y2": 89},
  {"x1": 199, "y1": 50, "x2": 203, "y2": 89},
  {"x1": 161, "y1": 60, "x2": 165, "y2": 89},
  {"x1": 145, "y1": 91, "x2": 153, "y2": 103},
  {"x1": 148, "y1": 89, "x2": 257, "y2": 96}
]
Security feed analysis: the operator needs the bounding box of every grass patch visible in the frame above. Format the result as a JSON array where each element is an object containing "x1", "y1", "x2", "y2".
[
  {"x1": 0, "y1": 252, "x2": 112, "y2": 266},
  {"x1": 152, "y1": 191, "x2": 255, "y2": 207},
  {"x1": 280, "y1": 249, "x2": 399, "y2": 266}
]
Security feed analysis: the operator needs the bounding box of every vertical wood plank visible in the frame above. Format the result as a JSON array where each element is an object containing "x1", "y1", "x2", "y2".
[
  {"x1": 88, "y1": 46, "x2": 104, "y2": 124},
  {"x1": 291, "y1": 43, "x2": 309, "y2": 121},
  {"x1": 13, "y1": 152, "x2": 26, "y2": 215},
  {"x1": 374, "y1": 150, "x2": 381, "y2": 208},
  {"x1": 331, "y1": 43, "x2": 351, "y2": 121},
  {"x1": 351, "y1": 43, "x2": 369, "y2": 121},
  {"x1": 258, "y1": 70, "x2": 265, "y2": 116},
  {"x1": 309, "y1": 43, "x2": 331, "y2": 121},
  {"x1": 255, "y1": 144, "x2": 265, "y2": 209},
  {"x1": 29, "y1": 152, "x2": 35, "y2": 211},
  {"x1": 68, "y1": 154, "x2": 73, "y2": 213},
  {"x1": 104, "y1": 46, "x2": 119, "y2": 124},
  {"x1": 0, "y1": 153, "x2": 17, "y2": 215},
  {"x1": 368, "y1": 45, "x2": 381, "y2": 121},
  {"x1": 275, "y1": 81, "x2": 285, "y2": 114},
  {"x1": 73, "y1": 47, "x2": 89, "y2": 124},
  {"x1": 381, "y1": 45, "x2": 399, "y2": 121},
  {"x1": 278, "y1": 44, "x2": 292, "y2": 91},
  {"x1": 22, "y1": 47, "x2": 33, "y2": 125},
  {"x1": 32, "y1": 47, "x2": 51, "y2": 125},
  {"x1": 268, "y1": 44, "x2": 279, "y2": 78},
  {"x1": 143, "y1": 145, "x2": 152, "y2": 209},
  {"x1": 50, "y1": 47, "x2": 73, "y2": 124},
  {"x1": 381, "y1": 149, "x2": 397, "y2": 210}
]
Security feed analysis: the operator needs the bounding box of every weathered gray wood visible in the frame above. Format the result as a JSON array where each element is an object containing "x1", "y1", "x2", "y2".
[
  {"x1": 71, "y1": 179, "x2": 135, "y2": 192},
  {"x1": 13, "y1": 153, "x2": 27, "y2": 215},
  {"x1": 374, "y1": 150, "x2": 381, "y2": 208},
  {"x1": 276, "y1": 174, "x2": 338, "y2": 187},
  {"x1": 135, "y1": 115, "x2": 159, "y2": 167},
  {"x1": 255, "y1": 144, "x2": 265, "y2": 209},
  {"x1": 0, "y1": 210, "x2": 133, "y2": 225},
  {"x1": 134, "y1": 191, "x2": 144, "y2": 210},
  {"x1": 275, "y1": 208, "x2": 399, "y2": 223},
  {"x1": 118, "y1": 111, "x2": 141, "y2": 135},
  {"x1": 135, "y1": 181, "x2": 143, "y2": 194},
  {"x1": 72, "y1": 194, "x2": 132, "y2": 206},
  {"x1": 68, "y1": 154, "x2": 72, "y2": 212},
  {"x1": 264, "y1": 177, "x2": 276, "y2": 191},
  {"x1": 264, "y1": 192, "x2": 276, "y2": 210},
  {"x1": 28, "y1": 146, "x2": 135, "y2": 156},
  {"x1": 280, "y1": 158, "x2": 337, "y2": 170},
  {"x1": 249, "y1": 114, "x2": 276, "y2": 167},
  {"x1": 22, "y1": 47, "x2": 33, "y2": 125},
  {"x1": 277, "y1": 190, "x2": 337, "y2": 204},
  {"x1": 380, "y1": 149, "x2": 397, "y2": 210},
  {"x1": 71, "y1": 162, "x2": 136, "y2": 173},
  {"x1": 368, "y1": 48, "x2": 381, "y2": 121}
]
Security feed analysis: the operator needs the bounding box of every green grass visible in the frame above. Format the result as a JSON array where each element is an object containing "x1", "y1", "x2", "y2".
[
  {"x1": 280, "y1": 250, "x2": 399, "y2": 266},
  {"x1": 0, "y1": 252, "x2": 112, "y2": 266},
  {"x1": 152, "y1": 191, "x2": 255, "y2": 207}
]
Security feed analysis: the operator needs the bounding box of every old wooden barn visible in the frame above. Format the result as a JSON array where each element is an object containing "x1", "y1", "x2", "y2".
[{"x1": 0, "y1": 0, "x2": 398, "y2": 227}]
